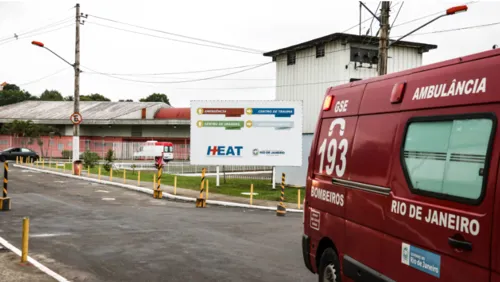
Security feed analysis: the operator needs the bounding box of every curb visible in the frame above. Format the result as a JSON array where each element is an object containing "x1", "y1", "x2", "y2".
[
  {"x1": 14, "y1": 165, "x2": 303, "y2": 213},
  {"x1": 0, "y1": 235, "x2": 70, "y2": 282}
]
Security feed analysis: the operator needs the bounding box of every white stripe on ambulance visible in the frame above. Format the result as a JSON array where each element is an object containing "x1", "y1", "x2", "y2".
[{"x1": 391, "y1": 200, "x2": 480, "y2": 236}]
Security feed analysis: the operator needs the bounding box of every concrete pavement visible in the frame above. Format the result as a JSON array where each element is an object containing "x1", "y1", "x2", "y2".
[
  {"x1": 0, "y1": 250, "x2": 56, "y2": 282},
  {"x1": 21, "y1": 163, "x2": 298, "y2": 209},
  {"x1": 0, "y1": 166, "x2": 315, "y2": 282}
]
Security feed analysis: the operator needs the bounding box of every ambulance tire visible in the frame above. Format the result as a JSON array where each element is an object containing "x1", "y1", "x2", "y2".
[{"x1": 318, "y1": 248, "x2": 341, "y2": 282}]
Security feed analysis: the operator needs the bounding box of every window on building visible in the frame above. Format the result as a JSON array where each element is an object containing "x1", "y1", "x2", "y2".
[
  {"x1": 402, "y1": 117, "x2": 494, "y2": 203},
  {"x1": 58, "y1": 144, "x2": 64, "y2": 151},
  {"x1": 316, "y1": 44, "x2": 325, "y2": 58},
  {"x1": 287, "y1": 52, "x2": 296, "y2": 65}
]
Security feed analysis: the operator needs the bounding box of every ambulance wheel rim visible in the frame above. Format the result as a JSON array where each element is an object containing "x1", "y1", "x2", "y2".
[{"x1": 323, "y1": 264, "x2": 337, "y2": 282}]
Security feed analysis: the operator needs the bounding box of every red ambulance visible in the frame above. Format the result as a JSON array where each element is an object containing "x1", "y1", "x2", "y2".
[{"x1": 302, "y1": 47, "x2": 500, "y2": 281}]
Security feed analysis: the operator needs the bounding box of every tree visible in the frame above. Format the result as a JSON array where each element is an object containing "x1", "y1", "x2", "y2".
[
  {"x1": 2, "y1": 84, "x2": 20, "y2": 91},
  {"x1": 0, "y1": 89, "x2": 38, "y2": 106},
  {"x1": 64, "y1": 96, "x2": 73, "y2": 101},
  {"x1": 80, "y1": 93, "x2": 111, "y2": 101},
  {"x1": 140, "y1": 93, "x2": 170, "y2": 105},
  {"x1": 1, "y1": 120, "x2": 60, "y2": 157},
  {"x1": 40, "y1": 90, "x2": 63, "y2": 101},
  {"x1": 119, "y1": 99, "x2": 133, "y2": 102},
  {"x1": 103, "y1": 149, "x2": 114, "y2": 171}
]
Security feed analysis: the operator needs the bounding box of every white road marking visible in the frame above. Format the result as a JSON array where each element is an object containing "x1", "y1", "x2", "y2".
[
  {"x1": 241, "y1": 192, "x2": 259, "y2": 196},
  {"x1": 31, "y1": 233, "x2": 71, "y2": 238},
  {"x1": 102, "y1": 197, "x2": 115, "y2": 201},
  {"x1": 0, "y1": 235, "x2": 70, "y2": 282},
  {"x1": 96, "y1": 190, "x2": 110, "y2": 193},
  {"x1": 21, "y1": 170, "x2": 40, "y2": 173},
  {"x1": 54, "y1": 181, "x2": 65, "y2": 183}
]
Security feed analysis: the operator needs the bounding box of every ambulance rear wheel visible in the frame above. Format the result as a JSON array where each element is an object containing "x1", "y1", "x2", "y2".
[{"x1": 318, "y1": 248, "x2": 341, "y2": 282}]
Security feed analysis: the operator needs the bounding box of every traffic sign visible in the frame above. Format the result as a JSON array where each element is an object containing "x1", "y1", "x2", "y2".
[{"x1": 70, "y1": 112, "x2": 83, "y2": 125}]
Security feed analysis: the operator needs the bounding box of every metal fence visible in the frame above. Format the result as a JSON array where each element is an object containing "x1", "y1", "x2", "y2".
[
  {"x1": 0, "y1": 136, "x2": 190, "y2": 160},
  {"x1": 0, "y1": 135, "x2": 274, "y2": 181}
]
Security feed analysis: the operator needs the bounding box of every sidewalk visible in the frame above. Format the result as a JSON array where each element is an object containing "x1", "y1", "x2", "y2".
[
  {"x1": 0, "y1": 248, "x2": 55, "y2": 282},
  {"x1": 17, "y1": 164, "x2": 301, "y2": 210}
]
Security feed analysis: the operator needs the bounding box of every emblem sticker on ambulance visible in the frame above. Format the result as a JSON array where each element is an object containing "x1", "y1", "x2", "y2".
[{"x1": 401, "y1": 242, "x2": 441, "y2": 278}]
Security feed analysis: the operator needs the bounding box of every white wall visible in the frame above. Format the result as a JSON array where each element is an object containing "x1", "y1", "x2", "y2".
[{"x1": 275, "y1": 42, "x2": 424, "y2": 133}]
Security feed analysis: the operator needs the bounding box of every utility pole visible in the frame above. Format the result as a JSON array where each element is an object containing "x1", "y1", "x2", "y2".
[
  {"x1": 73, "y1": 3, "x2": 81, "y2": 163},
  {"x1": 359, "y1": 2, "x2": 362, "y2": 35},
  {"x1": 378, "y1": 1, "x2": 390, "y2": 76}
]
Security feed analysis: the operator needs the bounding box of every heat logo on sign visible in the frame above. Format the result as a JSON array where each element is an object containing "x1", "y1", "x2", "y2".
[{"x1": 207, "y1": 146, "x2": 243, "y2": 156}]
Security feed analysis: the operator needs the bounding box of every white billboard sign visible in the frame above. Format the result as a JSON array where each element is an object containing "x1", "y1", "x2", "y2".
[{"x1": 190, "y1": 100, "x2": 302, "y2": 166}]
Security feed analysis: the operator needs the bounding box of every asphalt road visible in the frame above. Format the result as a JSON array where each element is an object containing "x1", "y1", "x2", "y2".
[{"x1": 0, "y1": 166, "x2": 316, "y2": 282}]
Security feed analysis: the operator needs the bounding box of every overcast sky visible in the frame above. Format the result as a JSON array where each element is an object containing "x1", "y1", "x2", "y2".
[{"x1": 0, "y1": 0, "x2": 499, "y2": 107}]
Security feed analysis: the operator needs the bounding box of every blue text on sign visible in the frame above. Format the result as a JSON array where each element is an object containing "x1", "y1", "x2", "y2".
[{"x1": 207, "y1": 146, "x2": 243, "y2": 156}]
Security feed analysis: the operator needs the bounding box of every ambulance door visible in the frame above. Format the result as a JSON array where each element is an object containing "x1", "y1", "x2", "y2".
[
  {"x1": 384, "y1": 110, "x2": 497, "y2": 282},
  {"x1": 490, "y1": 146, "x2": 500, "y2": 282}
]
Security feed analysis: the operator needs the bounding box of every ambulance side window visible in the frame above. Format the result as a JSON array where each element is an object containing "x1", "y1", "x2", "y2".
[{"x1": 402, "y1": 116, "x2": 494, "y2": 204}]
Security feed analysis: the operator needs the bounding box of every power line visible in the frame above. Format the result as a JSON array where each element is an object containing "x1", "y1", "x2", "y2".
[
  {"x1": 84, "y1": 73, "x2": 274, "y2": 81},
  {"x1": 81, "y1": 63, "x2": 270, "y2": 76},
  {"x1": 0, "y1": 16, "x2": 73, "y2": 43},
  {"x1": 0, "y1": 22, "x2": 74, "y2": 47},
  {"x1": 87, "y1": 14, "x2": 264, "y2": 54},
  {"x1": 367, "y1": 2, "x2": 381, "y2": 36},
  {"x1": 85, "y1": 21, "x2": 261, "y2": 55},
  {"x1": 81, "y1": 62, "x2": 272, "y2": 84},
  {"x1": 392, "y1": 1, "x2": 479, "y2": 28},
  {"x1": 390, "y1": 1, "x2": 404, "y2": 30},
  {"x1": 174, "y1": 79, "x2": 349, "y2": 90},
  {"x1": 391, "y1": 21, "x2": 500, "y2": 38},
  {"x1": 17, "y1": 68, "x2": 69, "y2": 86}
]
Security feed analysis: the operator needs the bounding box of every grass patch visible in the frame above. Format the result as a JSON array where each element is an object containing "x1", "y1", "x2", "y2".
[{"x1": 41, "y1": 163, "x2": 303, "y2": 204}]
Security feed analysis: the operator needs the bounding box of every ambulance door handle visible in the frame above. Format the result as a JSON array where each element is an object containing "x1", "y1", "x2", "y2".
[{"x1": 448, "y1": 237, "x2": 473, "y2": 251}]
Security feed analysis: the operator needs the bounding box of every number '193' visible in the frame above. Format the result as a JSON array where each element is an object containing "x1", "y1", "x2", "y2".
[{"x1": 317, "y1": 118, "x2": 348, "y2": 177}]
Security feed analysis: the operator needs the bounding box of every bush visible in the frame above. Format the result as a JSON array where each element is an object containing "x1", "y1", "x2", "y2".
[
  {"x1": 82, "y1": 150, "x2": 99, "y2": 168},
  {"x1": 62, "y1": 150, "x2": 72, "y2": 159},
  {"x1": 103, "y1": 149, "x2": 114, "y2": 172}
]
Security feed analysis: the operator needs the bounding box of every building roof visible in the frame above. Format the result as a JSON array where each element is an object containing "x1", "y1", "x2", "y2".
[
  {"x1": 263, "y1": 32, "x2": 438, "y2": 58},
  {"x1": 155, "y1": 108, "x2": 190, "y2": 120},
  {"x1": 0, "y1": 101, "x2": 190, "y2": 125}
]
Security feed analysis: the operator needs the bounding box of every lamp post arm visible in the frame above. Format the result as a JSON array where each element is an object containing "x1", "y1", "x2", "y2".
[
  {"x1": 43, "y1": 46, "x2": 75, "y2": 68},
  {"x1": 388, "y1": 14, "x2": 446, "y2": 48}
]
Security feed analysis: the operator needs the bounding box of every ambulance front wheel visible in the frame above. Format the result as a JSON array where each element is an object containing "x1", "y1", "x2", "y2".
[{"x1": 318, "y1": 248, "x2": 341, "y2": 282}]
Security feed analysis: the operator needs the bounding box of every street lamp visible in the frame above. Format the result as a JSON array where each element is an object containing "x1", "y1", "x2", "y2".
[
  {"x1": 388, "y1": 5, "x2": 468, "y2": 48},
  {"x1": 31, "y1": 40, "x2": 81, "y2": 171},
  {"x1": 31, "y1": 41, "x2": 74, "y2": 68}
]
